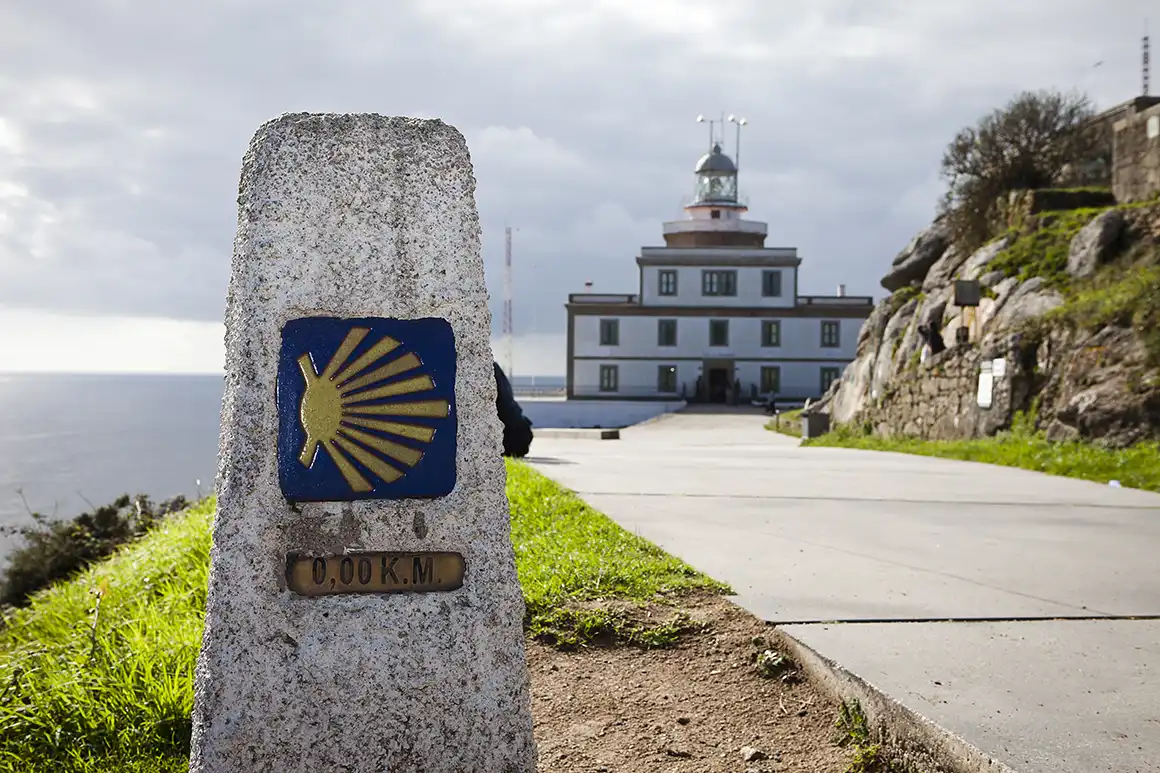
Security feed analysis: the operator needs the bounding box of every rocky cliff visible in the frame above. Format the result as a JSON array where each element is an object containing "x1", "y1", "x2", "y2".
[{"x1": 813, "y1": 190, "x2": 1160, "y2": 448}]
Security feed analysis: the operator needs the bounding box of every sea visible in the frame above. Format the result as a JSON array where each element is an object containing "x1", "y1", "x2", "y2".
[{"x1": 0, "y1": 372, "x2": 563, "y2": 562}]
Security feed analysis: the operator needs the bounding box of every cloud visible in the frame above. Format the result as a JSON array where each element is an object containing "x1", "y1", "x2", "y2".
[
  {"x1": 0, "y1": 0, "x2": 1153, "y2": 373},
  {"x1": 0, "y1": 306, "x2": 223, "y2": 374}
]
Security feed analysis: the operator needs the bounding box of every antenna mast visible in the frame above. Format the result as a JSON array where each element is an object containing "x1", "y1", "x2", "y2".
[
  {"x1": 503, "y1": 226, "x2": 514, "y2": 378},
  {"x1": 1145, "y1": 21, "x2": 1152, "y2": 96},
  {"x1": 1141, "y1": 19, "x2": 1150, "y2": 96}
]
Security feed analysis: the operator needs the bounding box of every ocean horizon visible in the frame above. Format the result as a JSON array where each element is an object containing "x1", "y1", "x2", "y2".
[{"x1": 0, "y1": 371, "x2": 564, "y2": 562}]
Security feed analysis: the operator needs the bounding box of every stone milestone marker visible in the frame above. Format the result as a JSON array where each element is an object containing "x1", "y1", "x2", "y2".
[{"x1": 190, "y1": 114, "x2": 536, "y2": 772}]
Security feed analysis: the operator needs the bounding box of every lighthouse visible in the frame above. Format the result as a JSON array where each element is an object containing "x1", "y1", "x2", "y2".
[{"x1": 564, "y1": 118, "x2": 873, "y2": 405}]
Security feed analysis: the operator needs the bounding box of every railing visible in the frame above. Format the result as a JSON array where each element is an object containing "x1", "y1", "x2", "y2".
[
  {"x1": 567, "y1": 386, "x2": 688, "y2": 397},
  {"x1": 565, "y1": 385, "x2": 828, "y2": 401},
  {"x1": 511, "y1": 386, "x2": 568, "y2": 398},
  {"x1": 567, "y1": 293, "x2": 640, "y2": 304},
  {"x1": 797, "y1": 295, "x2": 874, "y2": 306},
  {"x1": 661, "y1": 219, "x2": 768, "y2": 235}
]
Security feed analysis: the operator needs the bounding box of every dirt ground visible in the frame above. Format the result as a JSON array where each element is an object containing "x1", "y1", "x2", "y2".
[{"x1": 527, "y1": 593, "x2": 851, "y2": 773}]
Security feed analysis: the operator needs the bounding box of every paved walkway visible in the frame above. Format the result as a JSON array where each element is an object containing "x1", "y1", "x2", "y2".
[{"x1": 525, "y1": 411, "x2": 1160, "y2": 773}]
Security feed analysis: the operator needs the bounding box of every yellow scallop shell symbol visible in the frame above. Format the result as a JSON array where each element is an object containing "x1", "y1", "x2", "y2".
[{"x1": 297, "y1": 327, "x2": 449, "y2": 493}]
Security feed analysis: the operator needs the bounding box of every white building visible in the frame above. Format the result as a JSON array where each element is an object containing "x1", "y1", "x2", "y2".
[{"x1": 566, "y1": 135, "x2": 874, "y2": 403}]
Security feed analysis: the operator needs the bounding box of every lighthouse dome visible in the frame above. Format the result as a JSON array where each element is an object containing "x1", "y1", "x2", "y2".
[{"x1": 694, "y1": 143, "x2": 736, "y2": 174}]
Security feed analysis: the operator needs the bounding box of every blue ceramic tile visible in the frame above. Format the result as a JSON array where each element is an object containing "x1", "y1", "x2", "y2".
[{"x1": 276, "y1": 316, "x2": 457, "y2": 501}]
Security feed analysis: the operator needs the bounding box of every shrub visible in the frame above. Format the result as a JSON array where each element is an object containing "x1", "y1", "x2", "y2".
[
  {"x1": 0, "y1": 494, "x2": 189, "y2": 608},
  {"x1": 940, "y1": 90, "x2": 1100, "y2": 252}
]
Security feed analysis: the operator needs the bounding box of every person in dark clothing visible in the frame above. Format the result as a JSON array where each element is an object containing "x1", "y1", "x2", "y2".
[
  {"x1": 928, "y1": 325, "x2": 946, "y2": 354},
  {"x1": 918, "y1": 323, "x2": 946, "y2": 356},
  {"x1": 493, "y1": 361, "x2": 534, "y2": 458}
]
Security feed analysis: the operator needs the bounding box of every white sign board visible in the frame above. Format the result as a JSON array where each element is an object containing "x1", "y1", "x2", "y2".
[
  {"x1": 977, "y1": 361, "x2": 994, "y2": 409},
  {"x1": 992, "y1": 358, "x2": 1007, "y2": 378}
]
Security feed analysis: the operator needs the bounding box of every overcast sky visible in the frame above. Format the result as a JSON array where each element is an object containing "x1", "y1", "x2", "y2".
[{"x1": 0, "y1": 1, "x2": 1150, "y2": 375}]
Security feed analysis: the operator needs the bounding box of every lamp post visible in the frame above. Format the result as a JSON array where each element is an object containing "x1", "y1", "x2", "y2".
[{"x1": 696, "y1": 114, "x2": 716, "y2": 151}]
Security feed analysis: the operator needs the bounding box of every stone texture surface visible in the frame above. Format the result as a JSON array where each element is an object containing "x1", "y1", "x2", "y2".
[
  {"x1": 189, "y1": 114, "x2": 536, "y2": 773},
  {"x1": 822, "y1": 230, "x2": 1061, "y2": 441},
  {"x1": 880, "y1": 219, "x2": 951, "y2": 292},
  {"x1": 957, "y1": 236, "x2": 1010, "y2": 282},
  {"x1": 996, "y1": 189, "x2": 1116, "y2": 229},
  {"x1": 820, "y1": 206, "x2": 1160, "y2": 445},
  {"x1": 1066, "y1": 208, "x2": 1125, "y2": 278},
  {"x1": 869, "y1": 297, "x2": 919, "y2": 405},
  {"x1": 1113, "y1": 102, "x2": 1160, "y2": 202},
  {"x1": 1037, "y1": 326, "x2": 1160, "y2": 448},
  {"x1": 982, "y1": 276, "x2": 1062, "y2": 336},
  {"x1": 844, "y1": 345, "x2": 1029, "y2": 441},
  {"x1": 920, "y1": 245, "x2": 966, "y2": 292}
]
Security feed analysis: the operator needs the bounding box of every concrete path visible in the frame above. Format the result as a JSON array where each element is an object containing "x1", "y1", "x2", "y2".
[{"x1": 525, "y1": 410, "x2": 1160, "y2": 773}]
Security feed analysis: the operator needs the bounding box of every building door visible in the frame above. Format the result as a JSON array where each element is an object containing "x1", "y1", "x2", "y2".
[{"x1": 707, "y1": 367, "x2": 730, "y2": 403}]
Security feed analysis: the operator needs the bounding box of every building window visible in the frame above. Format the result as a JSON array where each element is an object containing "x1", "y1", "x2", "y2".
[
  {"x1": 820, "y1": 366, "x2": 841, "y2": 393},
  {"x1": 762, "y1": 270, "x2": 782, "y2": 297},
  {"x1": 761, "y1": 320, "x2": 781, "y2": 347},
  {"x1": 761, "y1": 366, "x2": 781, "y2": 394},
  {"x1": 657, "y1": 365, "x2": 678, "y2": 393},
  {"x1": 658, "y1": 270, "x2": 678, "y2": 296},
  {"x1": 709, "y1": 319, "x2": 729, "y2": 347},
  {"x1": 821, "y1": 320, "x2": 840, "y2": 348},
  {"x1": 710, "y1": 209, "x2": 721, "y2": 219},
  {"x1": 599, "y1": 318, "x2": 619, "y2": 346},
  {"x1": 657, "y1": 318, "x2": 677, "y2": 347},
  {"x1": 599, "y1": 365, "x2": 619, "y2": 392},
  {"x1": 701, "y1": 270, "x2": 737, "y2": 296}
]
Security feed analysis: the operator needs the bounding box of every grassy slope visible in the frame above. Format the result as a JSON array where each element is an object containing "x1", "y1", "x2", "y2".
[
  {"x1": 802, "y1": 423, "x2": 1160, "y2": 493},
  {"x1": 0, "y1": 461, "x2": 726, "y2": 772},
  {"x1": 0, "y1": 501, "x2": 213, "y2": 773},
  {"x1": 767, "y1": 407, "x2": 1160, "y2": 493},
  {"x1": 765, "y1": 408, "x2": 803, "y2": 438},
  {"x1": 509, "y1": 459, "x2": 727, "y2": 647}
]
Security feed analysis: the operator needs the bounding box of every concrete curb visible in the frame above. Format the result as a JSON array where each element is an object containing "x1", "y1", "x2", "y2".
[
  {"x1": 624, "y1": 411, "x2": 681, "y2": 430},
  {"x1": 534, "y1": 428, "x2": 620, "y2": 440},
  {"x1": 772, "y1": 628, "x2": 1019, "y2": 773}
]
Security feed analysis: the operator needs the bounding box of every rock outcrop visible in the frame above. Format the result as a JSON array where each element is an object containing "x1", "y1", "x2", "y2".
[
  {"x1": 814, "y1": 195, "x2": 1160, "y2": 447},
  {"x1": 1037, "y1": 326, "x2": 1160, "y2": 448},
  {"x1": 880, "y1": 219, "x2": 951, "y2": 292},
  {"x1": 1066, "y1": 209, "x2": 1125, "y2": 278}
]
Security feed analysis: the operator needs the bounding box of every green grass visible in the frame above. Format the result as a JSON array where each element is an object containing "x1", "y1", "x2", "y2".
[
  {"x1": 0, "y1": 500, "x2": 214, "y2": 773},
  {"x1": 507, "y1": 460, "x2": 729, "y2": 647},
  {"x1": 804, "y1": 417, "x2": 1160, "y2": 493},
  {"x1": 765, "y1": 408, "x2": 803, "y2": 438},
  {"x1": 1039, "y1": 261, "x2": 1160, "y2": 365},
  {"x1": 988, "y1": 206, "x2": 1110, "y2": 286},
  {"x1": 0, "y1": 461, "x2": 726, "y2": 771}
]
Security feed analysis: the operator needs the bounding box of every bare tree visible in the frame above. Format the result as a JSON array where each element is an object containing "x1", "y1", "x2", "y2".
[{"x1": 940, "y1": 90, "x2": 1100, "y2": 250}]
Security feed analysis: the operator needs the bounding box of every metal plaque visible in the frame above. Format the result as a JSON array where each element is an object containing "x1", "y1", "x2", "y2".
[
  {"x1": 954, "y1": 280, "x2": 981, "y2": 308},
  {"x1": 276, "y1": 316, "x2": 458, "y2": 502},
  {"x1": 286, "y1": 551, "x2": 465, "y2": 596}
]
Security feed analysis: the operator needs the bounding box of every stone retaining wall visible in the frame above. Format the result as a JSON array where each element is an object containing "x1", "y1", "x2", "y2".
[
  {"x1": 1113, "y1": 102, "x2": 1160, "y2": 202},
  {"x1": 850, "y1": 344, "x2": 1033, "y2": 441}
]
